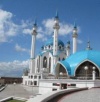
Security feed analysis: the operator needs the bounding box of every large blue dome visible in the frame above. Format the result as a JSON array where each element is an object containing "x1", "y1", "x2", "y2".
[
  {"x1": 43, "y1": 38, "x2": 64, "y2": 47},
  {"x1": 56, "y1": 50, "x2": 100, "y2": 76}
]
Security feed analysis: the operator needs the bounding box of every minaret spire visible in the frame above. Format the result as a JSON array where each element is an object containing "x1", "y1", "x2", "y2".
[
  {"x1": 30, "y1": 20, "x2": 38, "y2": 74},
  {"x1": 72, "y1": 22, "x2": 78, "y2": 54},
  {"x1": 55, "y1": 10, "x2": 59, "y2": 18},
  {"x1": 86, "y1": 41, "x2": 92, "y2": 50}
]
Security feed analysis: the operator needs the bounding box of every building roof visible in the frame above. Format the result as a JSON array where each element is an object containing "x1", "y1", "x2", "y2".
[
  {"x1": 57, "y1": 50, "x2": 100, "y2": 76},
  {"x1": 42, "y1": 38, "x2": 64, "y2": 47}
]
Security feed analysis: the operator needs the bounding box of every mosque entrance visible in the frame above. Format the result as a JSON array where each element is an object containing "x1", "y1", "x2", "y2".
[
  {"x1": 75, "y1": 61, "x2": 99, "y2": 79},
  {"x1": 55, "y1": 63, "x2": 68, "y2": 78}
]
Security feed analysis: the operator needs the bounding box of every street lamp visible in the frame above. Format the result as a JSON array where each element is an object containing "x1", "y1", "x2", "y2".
[
  {"x1": 13, "y1": 82, "x2": 16, "y2": 96},
  {"x1": 84, "y1": 66, "x2": 88, "y2": 87},
  {"x1": 59, "y1": 72, "x2": 63, "y2": 79},
  {"x1": 92, "y1": 66, "x2": 96, "y2": 80}
]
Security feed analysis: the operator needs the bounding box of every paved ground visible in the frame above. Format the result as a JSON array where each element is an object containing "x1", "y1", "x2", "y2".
[
  {"x1": 58, "y1": 88, "x2": 100, "y2": 102},
  {"x1": 0, "y1": 84, "x2": 39, "y2": 100}
]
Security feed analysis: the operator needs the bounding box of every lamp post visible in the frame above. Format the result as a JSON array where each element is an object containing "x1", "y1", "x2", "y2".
[
  {"x1": 59, "y1": 72, "x2": 63, "y2": 79},
  {"x1": 92, "y1": 66, "x2": 96, "y2": 80},
  {"x1": 13, "y1": 82, "x2": 16, "y2": 96},
  {"x1": 84, "y1": 66, "x2": 88, "y2": 87}
]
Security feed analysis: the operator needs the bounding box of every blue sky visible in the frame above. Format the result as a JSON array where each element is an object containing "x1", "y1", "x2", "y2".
[{"x1": 0, "y1": 0, "x2": 100, "y2": 76}]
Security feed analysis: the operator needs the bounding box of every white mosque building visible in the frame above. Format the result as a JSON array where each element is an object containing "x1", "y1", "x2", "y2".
[{"x1": 22, "y1": 12, "x2": 100, "y2": 87}]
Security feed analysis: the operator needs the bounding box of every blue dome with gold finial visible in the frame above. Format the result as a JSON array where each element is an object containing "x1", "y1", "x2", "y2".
[{"x1": 42, "y1": 38, "x2": 64, "y2": 47}]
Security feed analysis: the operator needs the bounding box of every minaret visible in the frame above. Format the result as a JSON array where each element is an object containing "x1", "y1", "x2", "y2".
[
  {"x1": 72, "y1": 22, "x2": 78, "y2": 54},
  {"x1": 66, "y1": 41, "x2": 70, "y2": 57},
  {"x1": 86, "y1": 41, "x2": 92, "y2": 50},
  {"x1": 29, "y1": 20, "x2": 37, "y2": 74},
  {"x1": 53, "y1": 11, "x2": 60, "y2": 65}
]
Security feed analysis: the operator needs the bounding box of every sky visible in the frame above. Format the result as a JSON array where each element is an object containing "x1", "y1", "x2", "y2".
[{"x1": 0, "y1": 0, "x2": 100, "y2": 77}]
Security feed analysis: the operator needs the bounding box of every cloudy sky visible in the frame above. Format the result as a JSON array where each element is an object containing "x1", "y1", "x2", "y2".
[{"x1": 0, "y1": 0, "x2": 100, "y2": 77}]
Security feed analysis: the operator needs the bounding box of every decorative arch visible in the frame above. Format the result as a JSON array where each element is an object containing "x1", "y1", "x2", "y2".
[
  {"x1": 55, "y1": 62, "x2": 68, "y2": 78},
  {"x1": 75, "y1": 60, "x2": 100, "y2": 78},
  {"x1": 43, "y1": 56, "x2": 47, "y2": 68}
]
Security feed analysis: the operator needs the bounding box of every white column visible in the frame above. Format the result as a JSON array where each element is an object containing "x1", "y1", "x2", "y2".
[
  {"x1": 53, "y1": 29, "x2": 58, "y2": 56},
  {"x1": 30, "y1": 35, "x2": 36, "y2": 74},
  {"x1": 73, "y1": 37, "x2": 77, "y2": 54},
  {"x1": 53, "y1": 13, "x2": 60, "y2": 66},
  {"x1": 40, "y1": 56, "x2": 42, "y2": 72},
  {"x1": 92, "y1": 67, "x2": 96, "y2": 80},
  {"x1": 29, "y1": 22, "x2": 37, "y2": 74},
  {"x1": 92, "y1": 71, "x2": 96, "y2": 80},
  {"x1": 66, "y1": 42, "x2": 70, "y2": 57},
  {"x1": 29, "y1": 59, "x2": 35, "y2": 74},
  {"x1": 31, "y1": 35, "x2": 36, "y2": 59},
  {"x1": 67, "y1": 49, "x2": 70, "y2": 57},
  {"x1": 72, "y1": 24, "x2": 78, "y2": 54}
]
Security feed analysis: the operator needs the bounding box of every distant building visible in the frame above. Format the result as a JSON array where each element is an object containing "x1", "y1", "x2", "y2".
[{"x1": 0, "y1": 77, "x2": 22, "y2": 84}]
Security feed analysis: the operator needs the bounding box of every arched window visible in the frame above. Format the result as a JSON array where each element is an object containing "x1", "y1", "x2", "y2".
[
  {"x1": 75, "y1": 61, "x2": 99, "y2": 79},
  {"x1": 49, "y1": 45, "x2": 50, "y2": 49},
  {"x1": 49, "y1": 57, "x2": 51, "y2": 73},
  {"x1": 59, "y1": 58, "x2": 60, "y2": 61},
  {"x1": 43, "y1": 56, "x2": 47, "y2": 68},
  {"x1": 59, "y1": 45, "x2": 62, "y2": 50}
]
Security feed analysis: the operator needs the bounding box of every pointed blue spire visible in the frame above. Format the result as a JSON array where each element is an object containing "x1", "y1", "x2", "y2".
[
  {"x1": 55, "y1": 10, "x2": 59, "y2": 18},
  {"x1": 34, "y1": 18, "x2": 37, "y2": 26},
  {"x1": 74, "y1": 21, "x2": 77, "y2": 29}
]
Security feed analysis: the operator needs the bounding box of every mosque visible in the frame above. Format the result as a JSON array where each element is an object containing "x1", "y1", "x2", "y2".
[{"x1": 22, "y1": 12, "x2": 100, "y2": 87}]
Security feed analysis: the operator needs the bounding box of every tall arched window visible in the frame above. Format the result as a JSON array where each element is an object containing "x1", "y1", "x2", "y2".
[
  {"x1": 43, "y1": 56, "x2": 47, "y2": 68},
  {"x1": 49, "y1": 57, "x2": 51, "y2": 73}
]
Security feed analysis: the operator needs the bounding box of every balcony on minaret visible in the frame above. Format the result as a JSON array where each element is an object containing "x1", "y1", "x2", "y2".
[
  {"x1": 72, "y1": 33, "x2": 78, "y2": 38},
  {"x1": 32, "y1": 22, "x2": 37, "y2": 35},
  {"x1": 53, "y1": 12, "x2": 60, "y2": 30}
]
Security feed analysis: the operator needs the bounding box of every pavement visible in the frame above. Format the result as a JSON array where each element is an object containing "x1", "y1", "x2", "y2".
[
  {"x1": 58, "y1": 88, "x2": 100, "y2": 102},
  {"x1": 0, "y1": 84, "x2": 39, "y2": 100}
]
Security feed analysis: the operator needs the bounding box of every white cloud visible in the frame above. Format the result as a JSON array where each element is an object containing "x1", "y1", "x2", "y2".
[
  {"x1": 42, "y1": 18, "x2": 54, "y2": 35},
  {"x1": 59, "y1": 23, "x2": 73, "y2": 35},
  {"x1": 0, "y1": 60, "x2": 29, "y2": 77},
  {"x1": 0, "y1": 9, "x2": 34, "y2": 43},
  {"x1": 22, "y1": 28, "x2": 32, "y2": 34},
  {"x1": 15, "y1": 44, "x2": 30, "y2": 53},
  {"x1": 78, "y1": 39, "x2": 83, "y2": 44},
  {"x1": 42, "y1": 18, "x2": 74, "y2": 36},
  {"x1": 0, "y1": 9, "x2": 19, "y2": 42}
]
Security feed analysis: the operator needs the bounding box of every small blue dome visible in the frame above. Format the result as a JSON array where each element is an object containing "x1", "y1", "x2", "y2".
[
  {"x1": 42, "y1": 38, "x2": 64, "y2": 47},
  {"x1": 56, "y1": 50, "x2": 100, "y2": 76}
]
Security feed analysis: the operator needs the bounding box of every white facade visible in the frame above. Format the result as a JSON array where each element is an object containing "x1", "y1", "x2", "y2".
[{"x1": 22, "y1": 14, "x2": 76, "y2": 86}]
